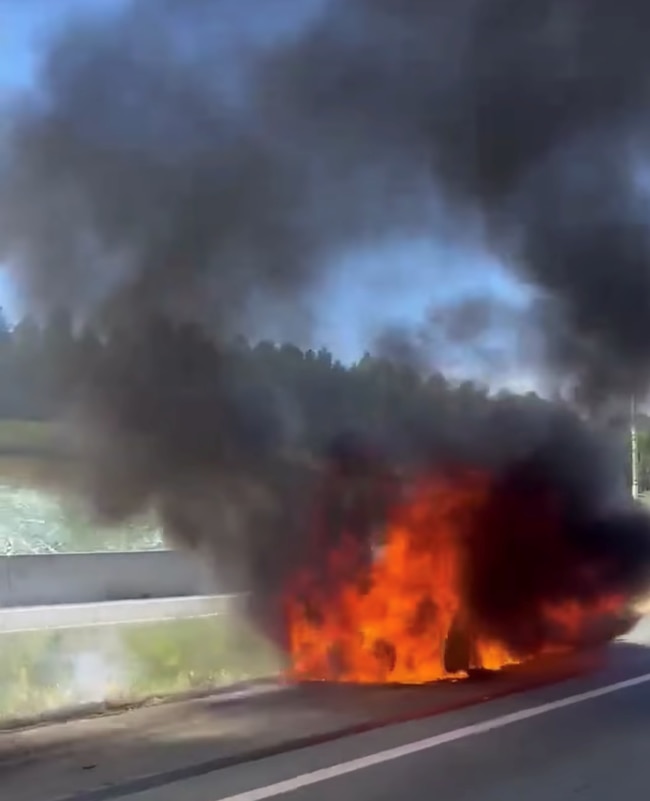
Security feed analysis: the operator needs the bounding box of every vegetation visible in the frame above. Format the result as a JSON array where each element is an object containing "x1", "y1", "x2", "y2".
[
  {"x1": 0, "y1": 615, "x2": 280, "y2": 720},
  {"x1": 637, "y1": 430, "x2": 650, "y2": 497},
  {"x1": 0, "y1": 420, "x2": 66, "y2": 453},
  {"x1": 0, "y1": 307, "x2": 645, "y2": 556}
]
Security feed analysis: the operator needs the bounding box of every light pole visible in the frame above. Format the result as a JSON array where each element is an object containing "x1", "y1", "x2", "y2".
[{"x1": 631, "y1": 394, "x2": 639, "y2": 500}]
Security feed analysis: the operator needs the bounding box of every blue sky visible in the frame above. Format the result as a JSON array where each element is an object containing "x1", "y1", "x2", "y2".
[{"x1": 0, "y1": 0, "x2": 535, "y2": 388}]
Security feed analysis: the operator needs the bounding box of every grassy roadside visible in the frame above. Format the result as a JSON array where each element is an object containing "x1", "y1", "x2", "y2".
[
  {"x1": 0, "y1": 420, "x2": 68, "y2": 453},
  {"x1": 0, "y1": 419, "x2": 283, "y2": 721},
  {"x1": 0, "y1": 615, "x2": 282, "y2": 720},
  {"x1": 0, "y1": 420, "x2": 74, "y2": 490}
]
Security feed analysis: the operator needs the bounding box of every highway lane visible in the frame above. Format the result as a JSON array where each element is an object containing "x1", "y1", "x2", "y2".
[{"x1": 121, "y1": 635, "x2": 650, "y2": 801}]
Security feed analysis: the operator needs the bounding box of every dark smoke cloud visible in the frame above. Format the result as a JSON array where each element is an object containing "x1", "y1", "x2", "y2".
[
  {"x1": 463, "y1": 454, "x2": 650, "y2": 654},
  {"x1": 374, "y1": 293, "x2": 537, "y2": 387},
  {"x1": 2, "y1": 0, "x2": 650, "y2": 649},
  {"x1": 264, "y1": 0, "x2": 650, "y2": 402},
  {"x1": 6, "y1": 0, "x2": 650, "y2": 396}
]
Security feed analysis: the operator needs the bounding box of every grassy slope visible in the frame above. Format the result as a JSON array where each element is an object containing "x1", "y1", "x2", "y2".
[
  {"x1": 0, "y1": 425, "x2": 280, "y2": 718},
  {"x1": 0, "y1": 420, "x2": 70, "y2": 486},
  {"x1": 0, "y1": 420, "x2": 162, "y2": 551},
  {"x1": 0, "y1": 615, "x2": 281, "y2": 720},
  {"x1": 0, "y1": 420, "x2": 66, "y2": 452}
]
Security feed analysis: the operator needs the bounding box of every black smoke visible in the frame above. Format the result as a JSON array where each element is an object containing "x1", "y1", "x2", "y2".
[
  {"x1": 264, "y1": 0, "x2": 650, "y2": 403},
  {"x1": 2, "y1": 0, "x2": 650, "y2": 651},
  {"x1": 6, "y1": 1, "x2": 650, "y2": 396}
]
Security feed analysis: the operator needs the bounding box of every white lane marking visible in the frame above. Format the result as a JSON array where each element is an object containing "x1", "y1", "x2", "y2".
[{"x1": 213, "y1": 671, "x2": 650, "y2": 801}]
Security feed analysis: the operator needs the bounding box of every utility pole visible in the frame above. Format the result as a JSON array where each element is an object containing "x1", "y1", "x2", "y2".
[{"x1": 631, "y1": 394, "x2": 639, "y2": 500}]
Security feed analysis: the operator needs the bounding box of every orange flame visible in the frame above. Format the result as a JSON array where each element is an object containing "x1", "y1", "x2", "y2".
[{"x1": 284, "y1": 472, "x2": 626, "y2": 684}]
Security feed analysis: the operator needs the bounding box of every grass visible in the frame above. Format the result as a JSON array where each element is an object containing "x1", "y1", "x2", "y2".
[
  {"x1": 0, "y1": 420, "x2": 161, "y2": 552},
  {"x1": 0, "y1": 420, "x2": 68, "y2": 454},
  {"x1": 0, "y1": 615, "x2": 282, "y2": 720},
  {"x1": 0, "y1": 419, "x2": 74, "y2": 491}
]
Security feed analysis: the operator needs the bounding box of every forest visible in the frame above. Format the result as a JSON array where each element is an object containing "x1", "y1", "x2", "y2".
[{"x1": 0, "y1": 308, "x2": 645, "y2": 492}]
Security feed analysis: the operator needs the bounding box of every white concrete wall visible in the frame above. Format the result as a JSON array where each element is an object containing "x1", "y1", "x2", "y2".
[
  {"x1": 0, "y1": 594, "x2": 243, "y2": 632},
  {"x1": 0, "y1": 551, "x2": 223, "y2": 607}
]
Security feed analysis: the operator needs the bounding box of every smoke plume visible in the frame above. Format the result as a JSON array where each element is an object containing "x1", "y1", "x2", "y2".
[{"x1": 2, "y1": 0, "x2": 650, "y2": 653}]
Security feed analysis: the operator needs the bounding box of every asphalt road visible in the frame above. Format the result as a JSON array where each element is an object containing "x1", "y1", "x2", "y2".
[{"x1": 119, "y1": 620, "x2": 650, "y2": 801}]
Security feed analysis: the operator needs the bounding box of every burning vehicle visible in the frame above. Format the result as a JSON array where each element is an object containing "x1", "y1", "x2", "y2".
[{"x1": 283, "y1": 453, "x2": 644, "y2": 685}]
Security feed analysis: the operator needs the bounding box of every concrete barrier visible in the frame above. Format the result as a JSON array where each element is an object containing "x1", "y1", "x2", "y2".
[
  {"x1": 0, "y1": 594, "x2": 243, "y2": 632},
  {"x1": 0, "y1": 551, "x2": 224, "y2": 607}
]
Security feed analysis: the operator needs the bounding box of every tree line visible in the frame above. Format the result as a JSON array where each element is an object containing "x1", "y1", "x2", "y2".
[
  {"x1": 0, "y1": 308, "x2": 541, "y2": 447},
  {"x1": 0, "y1": 309, "x2": 646, "y2": 491}
]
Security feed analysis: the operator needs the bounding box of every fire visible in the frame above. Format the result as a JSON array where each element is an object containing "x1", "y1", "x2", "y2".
[
  {"x1": 285, "y1": 473, "x2": 516, "y2": 683},
  {"x1": 284, "y1": 471, "x2": 627, "y2": 684}
]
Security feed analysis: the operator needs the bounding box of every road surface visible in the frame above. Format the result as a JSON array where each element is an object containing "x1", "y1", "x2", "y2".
[
  {"x1": 188, "y1": 655, "x2": 650, "y2": 801},
  {"x1": 7, "y1": 618, "x2": 650, "y2": 801}
]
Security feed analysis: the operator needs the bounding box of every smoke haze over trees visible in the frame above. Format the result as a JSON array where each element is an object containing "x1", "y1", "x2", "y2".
[
  {"x1": 0, "y1": 307, "x2": 554, "y2": 456},
  {"x1": 0, "y1": 307, "x2": 641, "y2": 500}
]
